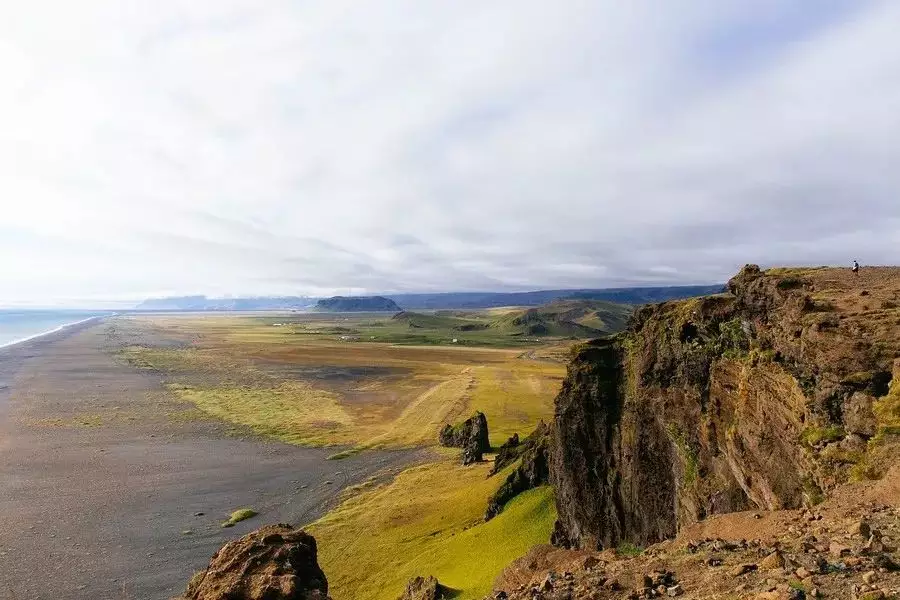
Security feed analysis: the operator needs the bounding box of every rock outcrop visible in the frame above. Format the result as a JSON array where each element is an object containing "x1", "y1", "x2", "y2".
[
  {"x1": 551, "y1": 265, "x2": 900, "y2": 550},
  {"x1": 486, "y1": 422, "x2": 551, "y2": 520},
  {"x1": 397, "y1": 576, "x2": 448, "y2": 600},
  {"x1": 315, "y1": 296, "x2": 401, "y2": 312},
  {"x1": 439, "y1": 411, "x2": 490, "y2": 464},
  {"x1": 179, "y1": 525, "x2": 329, "y2": 600}
]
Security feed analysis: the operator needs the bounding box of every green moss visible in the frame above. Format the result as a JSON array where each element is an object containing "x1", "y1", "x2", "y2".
[
  {"x1": 666, "y1": 423, "x2": 699, "y2": 486},
  {"x1": 617, "y1": 542, "x2": 644, "y2": 557},
  {"x1": 714, "y1": 318, "x2": 749, "y2": 359},
  {"x1": 221, "y1": 508, "x2": 258, "y2": 528},
  {"x1": 800, "y1": 426, "x2": 845, "y2": 446}
]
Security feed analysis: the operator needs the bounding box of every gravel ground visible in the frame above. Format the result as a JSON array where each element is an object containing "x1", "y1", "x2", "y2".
[{"x1": 0, "y1": 320, "x2": 420, "y2": 600}]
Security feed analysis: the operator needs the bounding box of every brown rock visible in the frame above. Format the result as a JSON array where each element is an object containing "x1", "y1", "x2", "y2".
[
  {"x1": 862, "y1": 570, "x2": 877, "y2": 584},
  {"x1": 730, "y1": 564, "x2": 758, "y2": 577},
  {"x1": 829, "y1": 541, "x2": 851, "y2": 557},
  {"x1": 180, "y1": 524, "x2": 328, "y2": 600},
  {"x1": 858, "y1": 591, "x2": 885, "y2": 600},
  {"x1": 397, "y1": 576, "x2": 447, "y2": 600},
  {"x1": 864, "y1": 535, "x2": 885, "y2": 554},
  {"x1": 760, "y1": 551, "x2": 786, "y2": 570},
  {"x1": 851, "y1": 519, "x2": 872, "y2": 539},
  {"x1": 845, "y1": 392, "x2": 877, "y2": 437}
]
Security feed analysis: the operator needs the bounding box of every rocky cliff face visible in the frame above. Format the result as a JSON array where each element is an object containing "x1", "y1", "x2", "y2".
[{"x1": 551, "y1": 265, "x2": 900, "y2": 550}]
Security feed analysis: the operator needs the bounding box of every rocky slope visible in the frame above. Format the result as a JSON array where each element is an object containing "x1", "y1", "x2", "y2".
[
  {"x1": 551, "y1": 265, "x2": 900, "y2": 551},
  {"x1": 487, "y1": 466, "x2": 900, "y2": 599}
]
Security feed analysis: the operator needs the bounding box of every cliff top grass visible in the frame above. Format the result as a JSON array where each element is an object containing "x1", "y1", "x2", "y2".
[{"x1": 307, "y1": 457, "x2": 556, "y2": 600}]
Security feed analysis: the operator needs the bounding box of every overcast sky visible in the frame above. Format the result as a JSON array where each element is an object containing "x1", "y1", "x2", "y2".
[{"x1": 1, "y1": 1, "x2": 899, "y2": 306}]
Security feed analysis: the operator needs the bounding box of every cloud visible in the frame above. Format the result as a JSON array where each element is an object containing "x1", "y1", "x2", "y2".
[{"x1": 0, "y1": 0, "x2": 898, "y2": 304}]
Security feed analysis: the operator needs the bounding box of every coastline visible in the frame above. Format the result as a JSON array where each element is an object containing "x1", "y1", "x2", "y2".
[{"x1": 0, "y1": 314, "x2": 107, "y2": 351}]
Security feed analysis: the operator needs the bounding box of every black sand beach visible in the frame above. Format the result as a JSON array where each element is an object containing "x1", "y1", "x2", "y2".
[{"x1": 0, "y1": 320, "x2": 417, "y2": 600}]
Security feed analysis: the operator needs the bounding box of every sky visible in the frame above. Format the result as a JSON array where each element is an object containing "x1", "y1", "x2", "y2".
[{"x1": 1, "y1": 1, "x2": 899, "y2": 306}]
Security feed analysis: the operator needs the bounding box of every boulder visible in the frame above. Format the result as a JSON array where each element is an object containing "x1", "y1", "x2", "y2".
[
  {"x1": 439, "y1": 412, "x2": 490, "y2": 463},
  {"x1": 398, "y1": 576, "x2": 447, "y2": 600},
  {"x1": 845, "y1": 392, "x2": 878, "y2": 437},
  {"x1": 179, "y1": 524, "x2": 328, "y2": 600}
]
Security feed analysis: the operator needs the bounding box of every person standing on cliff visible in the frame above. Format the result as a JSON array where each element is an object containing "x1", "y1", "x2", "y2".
[{"x1": 852, "y1": 260, "x2": 860, "y2": 275}]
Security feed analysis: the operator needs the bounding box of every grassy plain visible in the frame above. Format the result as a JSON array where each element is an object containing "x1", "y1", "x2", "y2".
[
  {"x1": 117, "y1": 311, "x2": 578, "y2": 599},
  {"x1": 121, "y1": 313, "x2": 569, "y2": 450}
]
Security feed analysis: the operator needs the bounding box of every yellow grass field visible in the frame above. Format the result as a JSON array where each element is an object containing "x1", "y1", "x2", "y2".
[{"x1": 119, "y1": 314, "x2": 567, "y2": 450}]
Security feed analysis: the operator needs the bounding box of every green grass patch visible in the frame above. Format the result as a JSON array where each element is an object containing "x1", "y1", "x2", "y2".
[
  {"x1": 617, "y1": 542, "x2": 644, "y2": 557},
  {"x1": 309, "y1": 460, "x2": 555, "y2": 600},
  {"x1": 221, "y1": 508, "x2": 258, "y2": 528},
  {"x1": 173, "y1": 382, "x2": 355, "y2": 446},
  {"x1": 800, "y1": 426, "x2": 845, "y2": 446}
]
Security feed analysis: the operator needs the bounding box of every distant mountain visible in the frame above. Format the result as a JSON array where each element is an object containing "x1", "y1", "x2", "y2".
[
  {"x1": 135, "y1": 296, "x2": 314, "y2": 311},
  {"x1": 135, "y1": 284, "x2": 724, "y2": 312},
  {"x1": 314, "y1": 296, "x2": 401, "y2": 312},
  {"x1": 385, "y1": 285, "x2": 723, "y2": 309}
]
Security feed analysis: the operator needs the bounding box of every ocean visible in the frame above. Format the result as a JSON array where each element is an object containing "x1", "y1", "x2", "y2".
[{"x1": 0, "y1": 309, "x2": 112, "y2": 349}]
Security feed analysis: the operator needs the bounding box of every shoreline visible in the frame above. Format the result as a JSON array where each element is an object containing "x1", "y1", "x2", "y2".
[{"x1": 0, "y1": 314, "x2": 107, "y2": 351}]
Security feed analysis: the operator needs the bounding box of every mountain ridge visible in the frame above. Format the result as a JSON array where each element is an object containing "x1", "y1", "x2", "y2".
[{"x1": 135, "y1": 284, "x2": 723, "y2": 311}]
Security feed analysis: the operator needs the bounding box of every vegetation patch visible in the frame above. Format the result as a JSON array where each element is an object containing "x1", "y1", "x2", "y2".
[
  {"x1": 308, "y1": 459, "x2": 556, "y2": 600},
  {"x1": 776, "y1": 277, "x2": 806, "y2": 291},
  {"x1": 666, "y1": 423, "x2": 699, "y2": 486},
  {"x1": 173, "y1": 382, "x2": 355, "y2": 446},
  {"x1": 617, "y1": 542, "x2": 644, "y2": 557},
  {"x1": 221, "y1": 508, "x2": 258, "y2": 528},
  {"x1": 327, "y1": 447, "x2": 365, "y2": 460},
  {"x1": 800, "y1": 426, "x2": 845, "y2": 447}
]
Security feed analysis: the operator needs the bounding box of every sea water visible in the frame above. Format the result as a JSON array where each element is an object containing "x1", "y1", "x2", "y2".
[{"x1": 0, "y1": 309, "x2": 111, "y2": 349}]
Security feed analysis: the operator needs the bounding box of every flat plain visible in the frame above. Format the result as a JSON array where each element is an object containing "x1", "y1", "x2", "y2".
[{"x1": 0, "y1": 310, "x2": 576, "y2": 600}]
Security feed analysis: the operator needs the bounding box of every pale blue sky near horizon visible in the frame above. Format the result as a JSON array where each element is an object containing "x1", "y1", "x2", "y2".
[{"x1": 1, "y1": 0, "x2": 899, "y2": 307}]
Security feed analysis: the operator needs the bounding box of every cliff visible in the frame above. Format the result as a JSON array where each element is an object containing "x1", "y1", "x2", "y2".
[{"x1": 550, "y1": 265, "x2": 900, "y2": 550}]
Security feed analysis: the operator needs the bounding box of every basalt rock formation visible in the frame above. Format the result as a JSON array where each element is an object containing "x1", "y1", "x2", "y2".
[
  {"x1": 179, "y1": 525, "x2": 329, "y2": 600},
  {"x1": 440, "y1": 411, "x2": 491, "y2": 464},
  {"x1": 550, "y1": 265, "x2": 900, "y2": 550},
  {"x1": 486, "y1": 422, "x2": 552, "y2": 520}
]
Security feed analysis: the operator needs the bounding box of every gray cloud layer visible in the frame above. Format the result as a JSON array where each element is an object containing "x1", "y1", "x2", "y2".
[{"x1": 1, "y1": 0, "x2": 898, "y2": 304}]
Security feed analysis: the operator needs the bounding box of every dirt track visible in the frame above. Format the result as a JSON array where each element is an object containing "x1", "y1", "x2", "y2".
[{"x1": 0, "y1": 320, "x2": 419, "y2": 600}]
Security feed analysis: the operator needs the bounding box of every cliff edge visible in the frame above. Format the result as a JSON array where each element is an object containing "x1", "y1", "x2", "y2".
[{"x1": 551, "y1": 265, "x2": 900, "y2": 550}]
